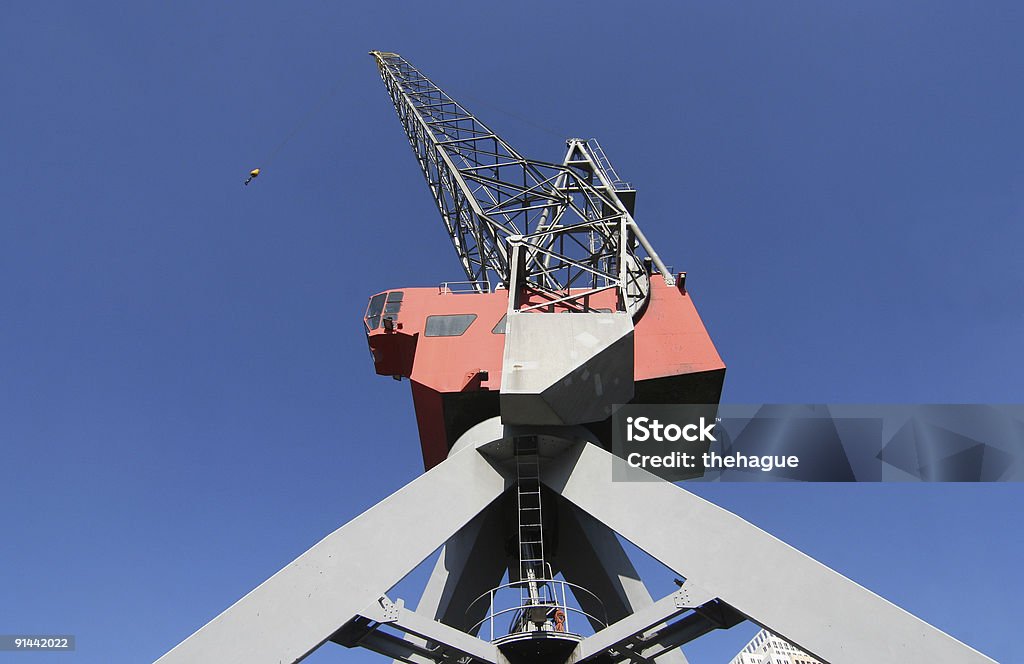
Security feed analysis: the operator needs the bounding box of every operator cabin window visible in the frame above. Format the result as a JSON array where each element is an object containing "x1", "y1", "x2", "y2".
[
  {"x1": 365, "y1": 291, "x2": 404, "y2": 330},
  {"x1": 425, "y1": 314, "x2": 477, "y2": 337}
]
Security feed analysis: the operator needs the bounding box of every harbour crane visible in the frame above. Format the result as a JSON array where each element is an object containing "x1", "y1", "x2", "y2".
[{"x1": 156, "y1": 53, "x2": 997, "y2": 664}]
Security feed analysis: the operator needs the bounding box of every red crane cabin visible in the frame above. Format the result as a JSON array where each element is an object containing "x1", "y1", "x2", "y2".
[{"x1": 365, "y1": 279, "x2": 725, "y2": 470}]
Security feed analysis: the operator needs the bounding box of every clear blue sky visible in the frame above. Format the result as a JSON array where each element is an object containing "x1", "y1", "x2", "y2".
[{"x1": 1, "y1": 3, "x2": 1021, "y2": 663}]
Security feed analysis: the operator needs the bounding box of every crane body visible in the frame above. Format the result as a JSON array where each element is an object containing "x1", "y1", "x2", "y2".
[
  {"x1": 365, "y1": 281, "x2": 724, "y2": 469},
  {"x1": 365, "y1": 51, "x2": 724, "y2": 470},
  {"x1": 156, "y1": 53, "x2": 997, "y2": 664}
]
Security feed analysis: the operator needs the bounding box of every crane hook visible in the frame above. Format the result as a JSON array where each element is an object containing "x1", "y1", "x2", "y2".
[{"x1": 244, "y1": 168, "x2": 261, "y2": 186}]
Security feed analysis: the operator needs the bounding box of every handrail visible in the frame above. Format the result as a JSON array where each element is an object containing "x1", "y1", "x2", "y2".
[
  {"x1": 438, "y1": 280, "x2": 491, "y2": 294},
  {"x1": 466, "y1": 579, "x2": 608, "y2": 642}
]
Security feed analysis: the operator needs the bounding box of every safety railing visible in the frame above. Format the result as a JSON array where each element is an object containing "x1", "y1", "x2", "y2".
[
  {"x1": 438, "y1": 280, "x2": 491, "y2": 294},
  {"x1": 467, "y1": 579, "x2": 607, "y2": 643},
  {"x1": 586, "y1": 138, "x2": 633, "y2": 191}
]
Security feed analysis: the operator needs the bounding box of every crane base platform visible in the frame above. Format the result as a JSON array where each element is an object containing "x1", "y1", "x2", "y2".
[{"x1": 494, "y1": 632, "x2": 580, "y2": 664}]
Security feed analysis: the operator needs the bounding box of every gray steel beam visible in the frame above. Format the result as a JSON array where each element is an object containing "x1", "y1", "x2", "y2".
[
  {"x1": 364, "y1": 596, "x2": 500, "y2": 664},
  {"x1": 541, "y1": 443, "x2": 997, "y2": 664},
  {"x1": 156, "y1": 446, "x2": 508, "y2": 664},
  {"x1": 574, "y1": 584, "x2": 743, "y2": 663},
  {"x1": 554, "y1": 503, "x2": 688, "y2": 664},
  {"x1": 553, "y1": 502, "x2": 653, "y2": 626},
  {"x1": 417, "y1": 495, "x2": 511, "y2": 632},
  {"x1": 333, "y1": 624, "x2": 439, "y2": 664},
  {"x1": 631, "y1": 600, "x2": 744, "y2": 661},
  {"x1": 392, "y1": 503, "x2": 510, "y2": 663},
  {"x1": 572, "y1": 589, "x2": 694, "y2": 662}
]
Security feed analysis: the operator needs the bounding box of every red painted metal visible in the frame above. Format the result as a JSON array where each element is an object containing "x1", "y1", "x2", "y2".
[{"x1": 365, "y1": 281, "x2": 725, "y2": 470}]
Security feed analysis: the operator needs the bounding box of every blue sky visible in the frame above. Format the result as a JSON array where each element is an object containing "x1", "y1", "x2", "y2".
[{"x1": 1, "y1": 2, "x2": 1021, "y2": 663}]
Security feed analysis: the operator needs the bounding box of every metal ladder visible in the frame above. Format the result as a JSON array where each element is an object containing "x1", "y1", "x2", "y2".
[
  {"x1": 586, "y1": 138, "x2": 632, "y2": 191},
  {"x1": 515, "y1": 436, "x2": 547, "y2": 615}
]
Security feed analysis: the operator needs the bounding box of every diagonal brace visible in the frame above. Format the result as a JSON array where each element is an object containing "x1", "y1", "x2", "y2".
[
  {"x1": 359, "y1": 595, "x2": 500, "y2": 664},
  {"x1": 572, "y1": 585, "x2": 715, "y2": 662}
]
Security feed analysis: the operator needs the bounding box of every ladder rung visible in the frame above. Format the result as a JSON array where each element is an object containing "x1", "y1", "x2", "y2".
[{"x1": 517, "y1": 443, "x2": 546, "y2": 582}]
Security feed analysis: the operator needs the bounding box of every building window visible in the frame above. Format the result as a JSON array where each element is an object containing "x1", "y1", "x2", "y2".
[{"x1": 425, "y1": 314, "x2": 477, "y2": 337}]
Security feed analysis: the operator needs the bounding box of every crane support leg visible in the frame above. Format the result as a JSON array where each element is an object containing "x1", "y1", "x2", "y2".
[
  {"x1": 156, "y1": 426, "x2": 996, "y2": 664},
  {"x1": 388, "y1": 502, "x2": 510, "y2": 664},
  {"x1": 415, "y1": 505, "x2": 510, "y2": 632},
  {"x1": 156, "y1": 445, "x2": 508, "y2": 664},
  {"x1": 553, "y1": 502, "x2": 688, "y2": 663},
  {"x1": 541, "y1": 442, "x2": 996, "y2": 664}
]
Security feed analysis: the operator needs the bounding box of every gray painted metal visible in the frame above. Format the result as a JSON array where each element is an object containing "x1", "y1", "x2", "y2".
[
  {"x1": 542, "y1": 442, "x2": 997, "y2": 664},
  {"x1": 156, "y1": 431, "x2": 997, "y2": 664},
  {"x1": 553, "y1": 503, "x2": 660, "y2": 627},
  {"x1": 500, "y1": 311, "x2": 634, "y2": 425},
  {"x1": 156, "y1": 445, "x2": 508, "y2": 664},
  {"x1": 390, "y1": 502, "x2": 510, "y2": 664},
  {"x1": 572, "y1": 589, "x2": 691, "y2": 661},
  {"x1": 337, "y1": 628, "x2": 439, "y2": 664},
  {"x1": 554, "y1": 505, "x2": 689, "y2": 664},
  {"x1": 622, "y1": 604, "x2": 744, "y2": 662},
  {"x1": 414, "y1": 507, "x2": 509, "y2": 632},
  {"x1": 361, "y1": 596, "x2": 501, "y2": 664},
  {"x1": 155, "y1": 420, "x2": 995, "y2": 664}
]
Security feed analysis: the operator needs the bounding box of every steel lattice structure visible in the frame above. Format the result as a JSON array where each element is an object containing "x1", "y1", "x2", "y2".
[{"x1": 371, "y1": 51, "x2": 671, "y2": 315}]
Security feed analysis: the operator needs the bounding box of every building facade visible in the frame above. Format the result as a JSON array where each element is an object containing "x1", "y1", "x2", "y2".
[{"x1": 728, "y1": 629, "x2": 823, "y2": 664}]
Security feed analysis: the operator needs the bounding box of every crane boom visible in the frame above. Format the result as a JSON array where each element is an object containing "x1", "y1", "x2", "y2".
[{"x1": 371, "y1": 51, "x2": 672, "y2": 314}]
